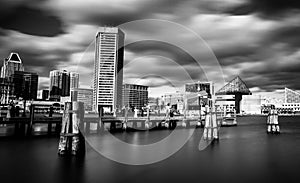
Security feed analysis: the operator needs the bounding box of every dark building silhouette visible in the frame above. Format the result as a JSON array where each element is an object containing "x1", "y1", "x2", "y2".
[
  {"x1": 0, "y1": 78, "x2": 12, "y2": 104},
  {"x1": 42, "y1": 90, "x2": 49, "y2": 100},
  {"x1": 0, "y1": 53, "x2": 25, "y2": 103},
  {"x1": 11, "y1": 71, "x2": 38, "y2": 100},
  {"x1": 49, "y1": 70, "x2": 71, "y2": 101}
]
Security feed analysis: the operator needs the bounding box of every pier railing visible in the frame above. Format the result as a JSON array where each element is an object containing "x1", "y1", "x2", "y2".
[{"x1": 0, "y1": 104, "x2": 226, "y2": 136}]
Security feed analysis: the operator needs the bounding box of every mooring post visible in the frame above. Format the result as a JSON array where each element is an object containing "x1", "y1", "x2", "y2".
[
  {"x1": 7, "y1": 105, "x2": 11, "y2": 119},
  {"x1": 27, "y1": 105, "x2": 34, "y2": 136},
  {"x1": 58, "y1": 102, "x2": 85, "y2": 156},
  {"x1": 145, "y1": 107, "x2": 150, "y2": 130},
  {"x1": 98, "y1": 106, "x2": 104, "y2": 133},
  {"x1": 267, "y1": 105, "x2": 280, "y2": 134},
  {"x1": 182, "y1": 97, "x2": 187, "y2": 128},
  {"x1": 212, "y1": 105, "x2": 219, "y2": 140},
  {"x1": 203, "y1": 105, "x2": 209, "y2": 140},
  {"x1": 49, "y1": 106, "x2": 53, "y2": 117},
  {"x1": 123, "y1": 106, "x2": 128, "y2": 130}
]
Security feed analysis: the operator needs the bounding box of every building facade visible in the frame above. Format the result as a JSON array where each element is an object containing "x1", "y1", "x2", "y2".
[
  {"x1": 240, "y1": 95, "x2": 262, "y2": 114},
  {"x1": 0, "y1": 53, "x2": 25, "y2": 104},
  {"x1": 185, "y1": 81, "x2": 214, "y2": 98},
  {"x1": 185, "y1": 81, "x2": 214, "y2": 111},
  {"x1": 42, "y1": 90, "x2": 49, "y2": 100},
  {"x1": 277, "y1": 103, "x2": 300, "y2": 114},
  {"x1": 215, "y1": 95, "x2": 236, "y2": 111},
  {"x1": 0, "y1": 52, "x2": 24, "y2": 78},
  {"x1": 70, "y1": 72, "x2": 79, "y2": 89},
  {"x1": 93, "y1": 27, "x2": 124, "y2": 112},
  {"x1": 71, "y1": 88, "x2": 93, "y2": 111},
  {"x1": 216, "y1": 76, "x2": 252, "y2": 113},
  {"x1": 0, "y1": 78, "x2": 12, "y2": 104},
  {"x1": 285, "y1": 87, "x2": 300, "y2": 103},
  {"x1": 11, "y1": 71, "x2": 38, "y2": 100},
  {"x1": 272, "y1": 88, "x2": 300, "y2": 114},
  {"x1": 49, "y1": 70, "x2": 71, "y2": 101},
  {"x1": 122, "y1": 84, "x2": 148, "y2": 109}
]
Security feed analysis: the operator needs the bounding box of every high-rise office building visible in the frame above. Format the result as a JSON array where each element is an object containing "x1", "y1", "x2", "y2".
[
  {"x1": 11, "y1": 71, "x2": 38, "y2": 100},
  {"x1": 0, "y1": 52, "x2": 25, "y2": 103},
  {"x1": 93, "y1": 27, "x2": 124, "y2": 112},
  {"x1": 1, "y1": 52, "x2": 24, "y2": 78},
  {"x1": 0, "y1": 78, "x2": 11, "y2": 104},
  {"x1": 49, "y1": 70, "x2": 70, "y2": 101},
  {"x1": 70, "y1": 72, "x2": 79, "y2": 89},
  {"x1": 122, "y1": 84, "x2": 148, "y2": 109}
]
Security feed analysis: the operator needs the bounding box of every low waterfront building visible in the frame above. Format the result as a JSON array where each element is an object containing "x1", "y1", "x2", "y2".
[
  {"x1": 216, "y1": 76, "x2": 252, "y2": 113},
  {"x1": 285, "y1": 87, "x2": 300, "y2": 103},
  {"x1": 240, "y1": 95, "x2": 262, "y2": 114},
  {"x1": 276, "y1": 103, "x2": 300, "y2": 114},
  {"x1": 122, "y1": 84, "x2": 148, "y2": 109},
  {"x1": 215, "y1": 95, "x2": 236, "y2": 111}
]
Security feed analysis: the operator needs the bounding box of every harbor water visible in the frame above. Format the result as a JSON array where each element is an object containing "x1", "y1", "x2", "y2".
[{"x1": 0, "y1": 116, "x2": 300, "y2": 183}]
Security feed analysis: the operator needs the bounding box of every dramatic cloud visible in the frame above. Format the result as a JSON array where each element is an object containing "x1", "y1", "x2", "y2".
[
  {"x1": 0, "y1": 0, "x2": 300, "y2": 97},
  {"x1": 0, "y1": 24, "x2": 99, "y2": 89},
  {"x1": 0, "y1": 3, "x2": 64, "y2": 37},
  {"x1": 225, "y1": 0, "x2": 300, "y2": 18}
]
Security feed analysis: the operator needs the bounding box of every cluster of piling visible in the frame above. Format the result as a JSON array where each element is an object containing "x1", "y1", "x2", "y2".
[
  {"x1": 58, "y1": 102, "x2": 85, "y2": 156},
  {"x1": 267, "y1": 105, "x2": 280, "y2": 134},
  {"x1": 0, "y1": 100, "x2": 283, "y2": 158}
]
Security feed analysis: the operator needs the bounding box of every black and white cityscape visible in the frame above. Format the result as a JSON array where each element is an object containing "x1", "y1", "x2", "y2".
[{"x1": 1, "y1": 1, "x2": 300, "y2": 183}]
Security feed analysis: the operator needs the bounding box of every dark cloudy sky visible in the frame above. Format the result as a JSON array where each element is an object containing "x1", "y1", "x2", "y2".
[{"x1": 1, "y1": 0, "x2": 300, "y2": 98}]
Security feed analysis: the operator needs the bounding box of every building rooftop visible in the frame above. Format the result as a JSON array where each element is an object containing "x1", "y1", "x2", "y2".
[
  {"x1": 6, "y1": 52, "x2": 22, "y2": 63},
  {"x1": 216, "y1": 76, "x2": 251, "y2": 95}
]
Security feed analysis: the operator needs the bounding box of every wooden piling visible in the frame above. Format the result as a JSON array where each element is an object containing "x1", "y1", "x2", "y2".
[
  {"x1": 98, "y1": 106, "x2": 104, "y2": 133},
  {"x1": 27, "y1": 105, "x2": 34, "y2": 136},
  {"x1": 145, "y1": 107, "x2": 150, "y2": 130},
  {"x1": 123, "y1": 106, "x2": 128, "y2": 130},
  {"x1": 58, "y1": 102, "x2": 85, "y2": 156}
]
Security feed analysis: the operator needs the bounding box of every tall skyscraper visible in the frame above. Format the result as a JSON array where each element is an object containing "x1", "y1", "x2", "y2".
[
  {"x1": 122, "y1": 84, "x2": 148, "y2": 109},
  {"x1": 1, "y1": 52, "x2": 24, "y2": 78},
  {"x1": 70, "y1": 72, "x2": 79, "y2": 89},
  {"x1": 49, "y1": 70, "x2": 70, "y2": 101},
  {"x1": 11, "y1": 71, "x2": 38, "y2": 100},
  {"x1": 0, "y1": 52, "x2": 25, "y2": 103},
  {"x1": 93, "y1": 27, "x2": 124, "y2": 112}
]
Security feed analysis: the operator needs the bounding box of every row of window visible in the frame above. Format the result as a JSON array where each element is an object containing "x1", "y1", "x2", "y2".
[{"x1": 282, "y1": 103, "x2": 300, "y2": 107}]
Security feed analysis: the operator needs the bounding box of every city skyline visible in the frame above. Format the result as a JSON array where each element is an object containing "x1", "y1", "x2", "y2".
[
  {"x1": 1, "y1": 2, "x2": 300, "y2": 183},
  {"x1": 1, "y1": 0, "x2": 300, "y2": 99},
  {"x1": 0, "y1": 51, "x2": 289, "y2": 100}
]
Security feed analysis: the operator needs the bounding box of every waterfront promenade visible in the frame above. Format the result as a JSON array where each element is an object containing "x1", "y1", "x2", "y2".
[{"x1": 1, "y1": 116, "x2": 300, "y2": 183}]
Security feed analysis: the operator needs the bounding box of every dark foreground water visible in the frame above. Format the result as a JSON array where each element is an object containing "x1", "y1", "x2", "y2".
[{"x1": 1, "y1": 116, "x2": 300, "y2": 183}]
